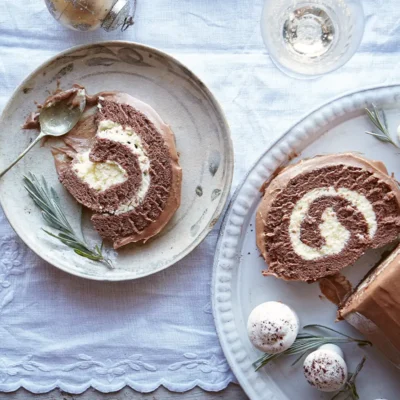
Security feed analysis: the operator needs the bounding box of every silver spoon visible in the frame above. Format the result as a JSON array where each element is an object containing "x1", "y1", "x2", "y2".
[{"x1": 0, "y1": 90, "x2": 86, "y2": 178}]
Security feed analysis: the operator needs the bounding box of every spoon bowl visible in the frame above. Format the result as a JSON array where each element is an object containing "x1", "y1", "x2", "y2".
[
  {"x1": 39, "y1": 89, "x2": 86, "y2": 136},
  {"x1": 0, "y1": 89, "x2": 86, "y2": 178}
]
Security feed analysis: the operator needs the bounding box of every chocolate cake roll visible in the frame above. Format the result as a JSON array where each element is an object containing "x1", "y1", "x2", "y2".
[
  {"x1": 338, "y1": 243, "x2": 400, "y2": 368},
  {"x1": 256, "y1": 153, "x2": 400, "y2": 281},
  {"x1": 53, "y1": 91, "x2": 182, "y2": 249}
]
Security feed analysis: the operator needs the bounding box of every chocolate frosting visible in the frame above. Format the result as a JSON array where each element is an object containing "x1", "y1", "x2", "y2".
[
  {"x1": 338, "y1": 243, "x2": 400, "y2": 365},
  {"x1": 50, "y1": 89, "x2": 182, "y2": 249},
  {"x1": 23, "y1": 84, "x2": 86, "y2": 130},
  {"x1": 256, "y1": 153, "x2": 400, "y2": 281},
  {"x1": 319, "y1": 273, "x2": 352, "y2": 305}
]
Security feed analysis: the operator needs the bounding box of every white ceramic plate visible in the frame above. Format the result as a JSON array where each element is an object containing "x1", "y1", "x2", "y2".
[
  {"x1": 0, "y1": 41, "x2": 233, "y2": 281},
  {"x1": 212, "y1": 85, "x2": 400, "y2": 400}
]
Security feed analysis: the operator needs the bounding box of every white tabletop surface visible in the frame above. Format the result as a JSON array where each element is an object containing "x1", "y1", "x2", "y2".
[{"x1": 0, "y1": 0, "x2": 400, "y2": 396}]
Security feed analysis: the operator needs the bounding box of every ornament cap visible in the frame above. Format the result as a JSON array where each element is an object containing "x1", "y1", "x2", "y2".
[{"x1": 102, "y1": 0, "x2": 135, "y2": 32}]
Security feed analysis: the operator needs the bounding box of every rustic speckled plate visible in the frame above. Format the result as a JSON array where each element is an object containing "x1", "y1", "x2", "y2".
[{"x1": 0, "y1": 41, "x2": 233, "y2": 281}]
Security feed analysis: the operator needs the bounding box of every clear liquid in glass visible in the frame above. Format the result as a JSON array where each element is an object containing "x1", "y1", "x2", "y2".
[
  {"x1": 283, "y1": 6, "x2": 335, "y2": 58},
  {"x1": 261, "y1": 0, "x2": 365, "y2": 78}
]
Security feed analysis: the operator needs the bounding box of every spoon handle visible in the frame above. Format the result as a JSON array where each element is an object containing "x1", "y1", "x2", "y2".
[{"x1": 0, "y1": 131, "x2": 46, "y2": 178}]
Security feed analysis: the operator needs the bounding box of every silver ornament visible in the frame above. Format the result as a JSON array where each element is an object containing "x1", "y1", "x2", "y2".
[{"x1": 44, "y1": 0, "x2": 135, "y2": 32}]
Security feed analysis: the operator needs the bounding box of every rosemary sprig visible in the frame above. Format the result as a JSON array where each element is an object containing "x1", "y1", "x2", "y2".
[
  {"x1": 331, "y1": 356, "x2": 366, "y2": 400},
  {"x1": 23, "y1": 173, "x2": 113, "y2": 269},
  {"x1": 253, "y1": 324, "x2": 371, "y2": 371},
  {"x1": 365, "y1": 105, "x2": 399, "y2": 148}
]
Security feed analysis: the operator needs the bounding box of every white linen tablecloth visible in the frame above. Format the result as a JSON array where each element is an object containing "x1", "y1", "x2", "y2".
[{"x1": 0, "y1": 0, "x2": 399, "y2": 394}]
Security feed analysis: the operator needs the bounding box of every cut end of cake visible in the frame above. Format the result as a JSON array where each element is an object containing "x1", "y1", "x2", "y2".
[
  {"x1": 337, "y1": 243, "x2": 400, "y2": 366},
  {"x1": 256, "y1": 153, "x2": 400, "y2": 281}
]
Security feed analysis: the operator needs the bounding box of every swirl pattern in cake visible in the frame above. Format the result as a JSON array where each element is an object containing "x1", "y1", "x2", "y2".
[
  {"x1": 52, "y1": 91, "x2": 182, "y2": 249},
  {"x1": 256, "y1": 153, "x2": 400, "y2": 281}
]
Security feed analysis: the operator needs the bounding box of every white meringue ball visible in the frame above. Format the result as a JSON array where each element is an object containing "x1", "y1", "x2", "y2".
[
  {"x1": 247, "y1": 301, "x2": 299, "y2": 354},
  {"x1": 303, "y1": 344, "x2": 347, "y2": 392},
  {"x1": 318, "y1": 344, "x2": 344, "y2": 358}
]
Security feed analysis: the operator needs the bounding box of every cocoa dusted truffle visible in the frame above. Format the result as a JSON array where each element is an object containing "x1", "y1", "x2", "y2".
[{"x1": 303, "y1": 344, "x2": 347, "y2": 392}]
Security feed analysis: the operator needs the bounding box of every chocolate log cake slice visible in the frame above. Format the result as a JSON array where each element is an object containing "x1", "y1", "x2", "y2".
[
  {"x1": 53, "y1": 92, "x2": 182, "y2": 249},
  {"x1": 256, "y1": 153, "x2": 400, "y2": 281}
]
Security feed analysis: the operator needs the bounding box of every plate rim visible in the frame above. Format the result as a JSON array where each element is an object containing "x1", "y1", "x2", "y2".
[
  {"x1": 211, "y1": 83, "x2": 400, "y2": 400},
  {"x1": 0, "y1": 40, "x2": 234, "y2": 281}
]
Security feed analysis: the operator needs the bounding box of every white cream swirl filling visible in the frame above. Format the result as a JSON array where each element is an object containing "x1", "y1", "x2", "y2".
[
  {"x1": 289, "y1": 187, "x2": 377, "y2": 260},
  {"x1": 73, "y1": 119, "x2": 151, "y2": 214},
  {"x1": 73, "y1": 151, "x2": 128, "y2": 191}
]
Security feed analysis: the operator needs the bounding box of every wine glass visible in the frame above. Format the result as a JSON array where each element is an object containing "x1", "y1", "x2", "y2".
[{"x1": 261, "y1": 0, "x2": 365, "y2": 78}]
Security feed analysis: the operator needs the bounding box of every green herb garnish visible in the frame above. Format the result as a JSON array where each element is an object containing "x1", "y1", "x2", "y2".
[
  {"x1": 331, "y1": 356, "x2": 366, "y2": 400},
  {"x1": 23, "y1": 173, "x2": 113, "y2": 269},
  {"x1": 365, "y1": 105, "x2": 399, "y2": 148},
  {"x1": 253, "y1": 324, "x2": 371, "y2": 371}
]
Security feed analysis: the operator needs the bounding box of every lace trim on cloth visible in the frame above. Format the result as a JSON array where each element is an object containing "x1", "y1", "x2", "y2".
[
  {"x1": 0, "y1": 232, "x2": 235, "y2": 394},
  {"x1": 0, "y1": 353, "x2": 234, "y2": 394}
]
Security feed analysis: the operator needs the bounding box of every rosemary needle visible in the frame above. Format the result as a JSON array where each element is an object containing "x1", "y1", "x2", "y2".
[
  {"x1": 331, "y1": 356, "x2": 366, "y2": 400},
  {"x1": 365, "y1": 105, "x2": 399, "y2": 148},
  {"x1": 253, "y1": 325, "x2": 371, "y2": 371},
  {"x1": 23, "y1": 173, "x2": 113, "y2": 269}
]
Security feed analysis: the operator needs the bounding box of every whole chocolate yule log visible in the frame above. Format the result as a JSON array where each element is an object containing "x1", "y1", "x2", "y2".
[{"x1": 338, "y1": 243, "x2": 400, "y2": 368}]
